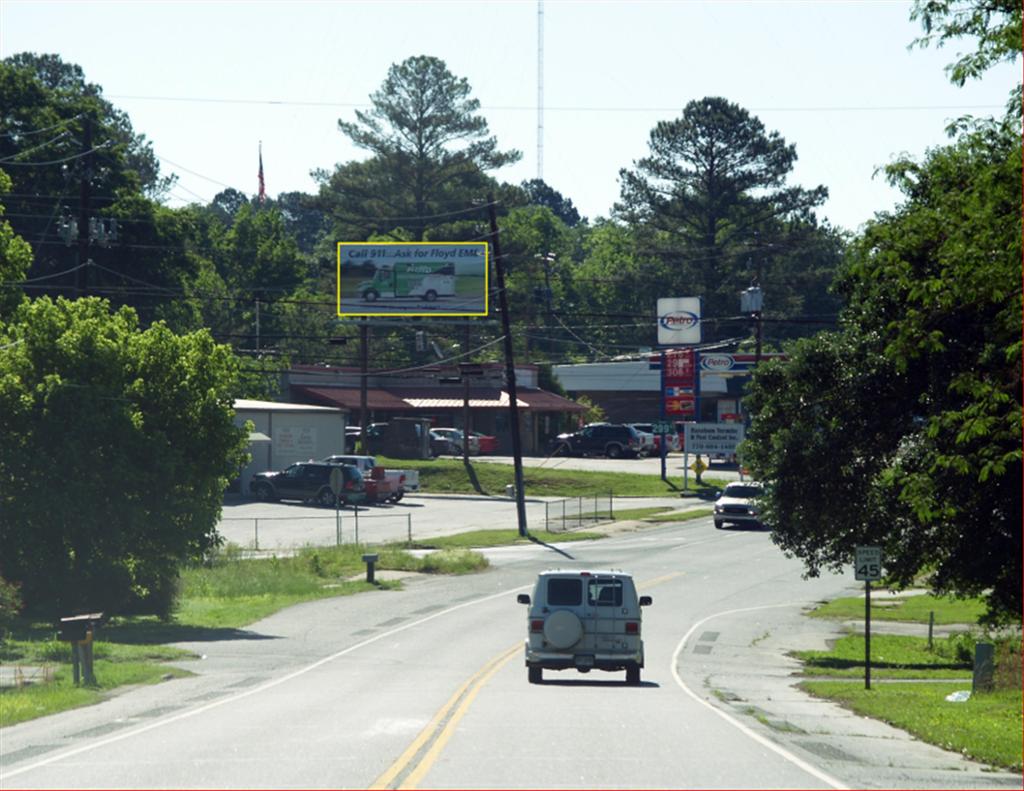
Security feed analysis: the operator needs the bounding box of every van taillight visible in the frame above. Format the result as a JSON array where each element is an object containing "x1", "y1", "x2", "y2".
[
  {"x1": 625, "y1": 622, "x2": 639, "y2": 634},
  {"x1": 530, "y1": 620, "x2": 544, "y2": 632}
]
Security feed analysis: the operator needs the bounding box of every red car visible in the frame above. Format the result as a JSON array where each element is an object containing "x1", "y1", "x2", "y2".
[{"x1": 470, "y1": 431, "x2": 498, "y2": 454}]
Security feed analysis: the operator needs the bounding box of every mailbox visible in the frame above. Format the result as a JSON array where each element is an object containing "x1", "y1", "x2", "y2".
[{"x1": 57, "y1": 612, "x2": 105, "y2": 643}]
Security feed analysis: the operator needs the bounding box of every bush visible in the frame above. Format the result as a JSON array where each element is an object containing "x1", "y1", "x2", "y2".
[{"x1": 0, "y1": 576, "x2": 23, "y2": 639}]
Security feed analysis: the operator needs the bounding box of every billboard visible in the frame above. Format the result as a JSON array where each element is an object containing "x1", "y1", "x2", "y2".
[
  {"x1": 337, "y1": 242, "x2": 488, "y2": 317},
  {"x1": 657, "y1": 297, "x2": 701, "y2": 345},
  {"x1": 683, "y1": 423, "x2": 745, "y2": 455}
]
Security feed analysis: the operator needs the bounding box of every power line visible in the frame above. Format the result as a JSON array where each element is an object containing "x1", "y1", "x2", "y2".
[{"x1": 106, "y1": 93, "x2": 1005, "y2": 114}]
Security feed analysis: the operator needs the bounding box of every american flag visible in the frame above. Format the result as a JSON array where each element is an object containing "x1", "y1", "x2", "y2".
[{"x1": 258, "y1": 143, "x2": 266, "y2": 204}]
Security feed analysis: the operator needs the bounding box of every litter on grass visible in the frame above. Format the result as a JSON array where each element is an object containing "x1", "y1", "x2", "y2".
[{"x1": 945, "y1": 690, "x2": 971, "y2": 703}]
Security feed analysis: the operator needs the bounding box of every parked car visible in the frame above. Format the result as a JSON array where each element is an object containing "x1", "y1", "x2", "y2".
[
  {"x1": 713, "y1": 481, "x2": 766, "y2": 529},
  {"x1": 630, "y1": 423, "x2": 682, "y2": 454},
  {"x1": 469, "y1": 431, "x2": 498, "y2": 454},
  {"x1": 550, "y1": 423, "x2": 642, "y2": 459},
  {"x1": 517, "y1": 569, "x2": 652, "y2": 684},
  {"x1": 428, "y1": 429, "x2": 457, "y2": 456},
  {"x1": 250, "y1": 462, "x2": 364, "y2": 507},
  {"x1": 322, "y1": 454, "x2": 419, "y2": 503},
  {"x1": 431, "y1": 427, "x2": 479, "y2": 455},
  {"x1": 625, "y1": 424, "x2": 656, "y2": 456}
]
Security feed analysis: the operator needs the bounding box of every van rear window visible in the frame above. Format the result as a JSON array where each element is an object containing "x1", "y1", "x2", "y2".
[
  {"x1": 588, "y1": 578, "x2": 623, "y2": 607},
  {"x1": 547, "y1": 578, "x2": 582, "y2": 606}
]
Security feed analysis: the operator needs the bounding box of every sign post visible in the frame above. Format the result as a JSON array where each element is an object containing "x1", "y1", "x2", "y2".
[{"x1": 854, "y1": 546, "x2": 882, "y2": 690}]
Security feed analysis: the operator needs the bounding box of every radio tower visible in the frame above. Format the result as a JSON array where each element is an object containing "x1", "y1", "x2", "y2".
[{"x1": 537, "y1": 0, "x2": 544, "y2": 181}]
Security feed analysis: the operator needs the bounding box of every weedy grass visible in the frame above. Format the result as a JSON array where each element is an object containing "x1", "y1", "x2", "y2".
[
  {"x1": 0, "y1": 659, "x2": 192, "y2": 728},
  {"x1": 793, "y1": 633, "x2": 974, "y2": 679},
  {"x1": 807, "y1": 593, "x2": 986, "y2": 624},
  {"x1": 800, "y1": 681, "x2": 1022, "y2": 772}
]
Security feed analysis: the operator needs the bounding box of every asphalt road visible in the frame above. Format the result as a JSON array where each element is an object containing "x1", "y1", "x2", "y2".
[{"x1": 3, "y1": 519, "x2": 1019, "y2": 789}]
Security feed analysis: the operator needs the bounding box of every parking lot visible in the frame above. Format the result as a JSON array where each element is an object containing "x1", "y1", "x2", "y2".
[{"x1": 219, "y1": 452, "x2": 743, "y2": 553}]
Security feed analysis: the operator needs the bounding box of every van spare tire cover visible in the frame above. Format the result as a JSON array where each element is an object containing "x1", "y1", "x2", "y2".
[{"x1": 544, "y1": 610, "x2": 583, "y2": 649}]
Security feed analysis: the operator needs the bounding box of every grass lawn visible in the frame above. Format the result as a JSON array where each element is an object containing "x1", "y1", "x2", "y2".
[
  {"x1": 0, "y1": 660, "x2": 193, "y2": 727},
  {"x1": 793, "y1": 633, "x2": 973, "y2": 679},
  {"x1": 377, "y1": 455, "x2": 727, "y2": 497},
  {"x1": 408, "y1": 528, "x2": 605, "y2": 549},
  {"x1": 800, "y1": 681, "x2": 1022, "y2": 772},
  {"x1": 808, "y1": 593, "x2": 986, "y2": 624}
]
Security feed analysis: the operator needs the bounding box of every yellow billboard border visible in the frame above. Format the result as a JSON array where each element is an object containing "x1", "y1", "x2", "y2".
[{"x1": 336, "y1": 241, "x2": 490, "y2": 318}]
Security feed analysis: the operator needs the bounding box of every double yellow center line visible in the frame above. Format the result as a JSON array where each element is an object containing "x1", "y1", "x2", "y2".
[
  {"x1": 371, "y1": 571, "x2": 683, "y2": 789},
  {"x1": 369, "y1": 641, "x2": 521, "y2": 789}
]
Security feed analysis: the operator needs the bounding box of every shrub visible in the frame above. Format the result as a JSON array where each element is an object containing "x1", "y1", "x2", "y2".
[{"x1": 0, "y1": 576, "x2": 23, "y2": 639}]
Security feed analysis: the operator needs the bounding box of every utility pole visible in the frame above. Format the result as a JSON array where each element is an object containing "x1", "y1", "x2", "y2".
[
  {"x1": 488, "y1": 194, "x2": 528, "y2": 537},
  {"x1": 462, "y1": 322, "x2": 471, "y2": 466},
  {"x1": 75, "y1": 115, "x2": 92, "y2": 297},
  {"x1": 755, "y1": 256, "x2": 764, "y2": 364},
  {"x1": 359, "y1": 319, "x2": 369, "y2": 450}
]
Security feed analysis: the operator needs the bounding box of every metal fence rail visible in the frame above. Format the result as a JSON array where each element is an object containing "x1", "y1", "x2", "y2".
[
  {"x1": 219, "y1": 510, "x2": 414, "y2": 551},
  {"x1": 544, "y1": 493, "x2": 614, "y2": 533}
]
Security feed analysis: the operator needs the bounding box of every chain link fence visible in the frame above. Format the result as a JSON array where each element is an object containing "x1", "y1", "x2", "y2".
[
  {"x1": 544, "y1": 493, "x2": 614, "y2": 533},
  {"x1": 219, "y1": 510, "x2": 415, "y2": 552}
]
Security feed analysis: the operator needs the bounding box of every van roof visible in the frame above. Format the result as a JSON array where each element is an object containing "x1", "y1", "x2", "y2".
[{"x1": 539, "y1": 569, "x2": 631, "y2": 579}]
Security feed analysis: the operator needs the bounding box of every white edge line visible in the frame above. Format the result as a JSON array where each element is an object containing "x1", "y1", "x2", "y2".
[
  {"x1": 670, "y1": 602, "x2": 850, "y2": 791},
  {"x1": 2, "y1": 584, "x2": 532, "y2": 780}
]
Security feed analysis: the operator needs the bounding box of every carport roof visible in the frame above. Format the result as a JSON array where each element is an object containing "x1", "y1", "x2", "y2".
[
  {"x1": 290, "y1": 385, "x2": 585, "y2": 412},
  {"x1": 292, "y1": 386, "x2": 409, "y2": 410}
]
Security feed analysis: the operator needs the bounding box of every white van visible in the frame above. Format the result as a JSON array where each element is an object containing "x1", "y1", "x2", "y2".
[{"x1": 517, "y1": 569, "x2": 652, "y2": 684}]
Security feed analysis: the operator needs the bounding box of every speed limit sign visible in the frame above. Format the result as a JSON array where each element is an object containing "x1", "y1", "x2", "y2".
[{"x1": 854, "y1": 546, "x2": 882, "y2": 581}]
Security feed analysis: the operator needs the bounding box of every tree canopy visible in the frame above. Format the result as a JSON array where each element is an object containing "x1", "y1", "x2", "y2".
[
  {"x1": 744, "y1": 109, "x2": 1021, "y2": 621},
  {"x1": 615, "y1": 97, "x2": 837, "y2": 344},
  {"x1": 315, "y1": 55, "x2": 520, "y2": 242},
  {"x1": 0, "y1": 296, "x2": 250, "y2": 616}
]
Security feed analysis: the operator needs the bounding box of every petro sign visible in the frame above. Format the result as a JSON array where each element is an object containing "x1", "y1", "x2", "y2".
[{"x1": 657, "y1": 297, "x2": 702, "y2": 345}]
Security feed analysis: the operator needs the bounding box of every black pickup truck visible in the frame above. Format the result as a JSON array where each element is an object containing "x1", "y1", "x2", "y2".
[{"x1": 250, "y1": 462, "x2": 365, "y2": 506}]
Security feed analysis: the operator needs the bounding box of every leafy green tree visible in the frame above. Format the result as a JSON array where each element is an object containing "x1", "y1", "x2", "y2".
[
  {"x1": 0, "y1": 168, "x2": 32, "y2": 316},
  {"x1": 315, "y1": 55, "x2": 520, "y2": 242},
  {"x1": 616, "y1": 97, "x2": 836, "y2": 342},
  {"x1": 0, "y1": 297, "x2": 249, "y2": 617},
  {"x1": 911, "y1": 0, "x2": 1022, "y2": 85},
  {"x1": 0, "y1": 55, "x2": 172, "y2": 290},
  {"x1": 744, "y1": 110, "x2": 1021, "y2": 621}
]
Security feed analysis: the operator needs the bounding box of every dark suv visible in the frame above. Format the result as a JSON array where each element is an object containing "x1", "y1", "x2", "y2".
[
  {"x1": 250, "y1": 462, "x2": 364, "y2": 507},
  {"x1": 551, "y1": 423, "x2": 642, "y2": 459}
]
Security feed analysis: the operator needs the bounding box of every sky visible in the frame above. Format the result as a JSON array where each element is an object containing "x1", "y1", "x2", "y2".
[{"x1": 1, "y1": 0, "x2": 1018, "y2": 233}]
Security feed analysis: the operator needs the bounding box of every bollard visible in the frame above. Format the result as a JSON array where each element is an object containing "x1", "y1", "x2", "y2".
[
  {"x1": 505, "y1": 484, "x2": 515, "y2": 498},
  {"x1": 973, "y1": 642, "x2": 995, "y2": 692},
  {"x1": 407, "y1": 514, "x2": 412, "y2": 546},
  {"x1": 927, "y1": 611, "x2": 934, "y2": 649},
  {"x1": 362, "y1": 553, "x2": 379, "y2": 585}
]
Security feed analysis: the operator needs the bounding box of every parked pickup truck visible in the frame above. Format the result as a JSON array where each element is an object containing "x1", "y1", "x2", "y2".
[{"x1": 322, "y1": 455, "x2": 419, "y2": 503}]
